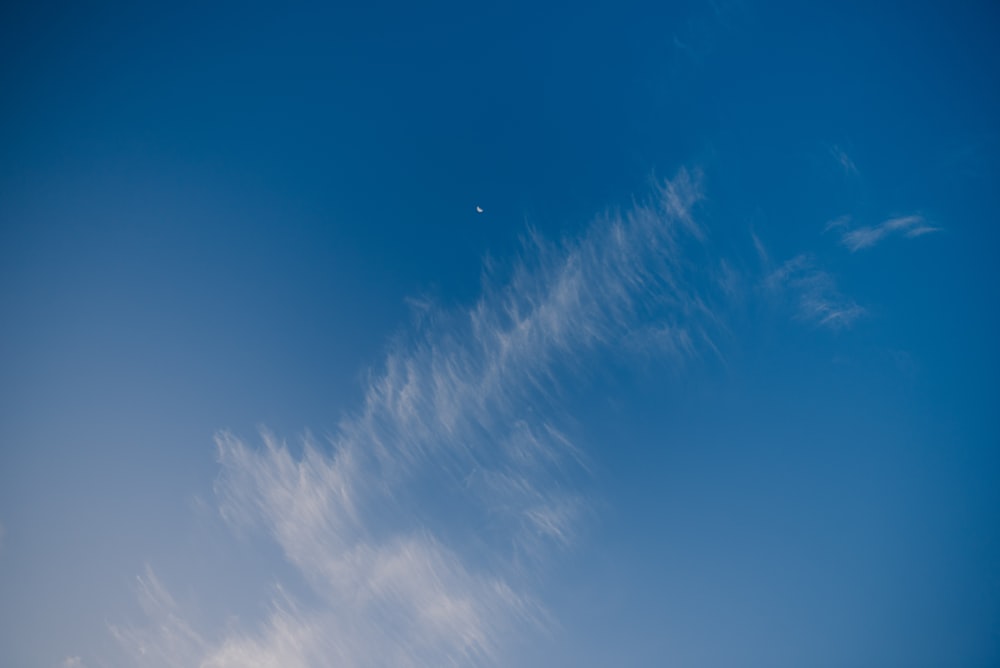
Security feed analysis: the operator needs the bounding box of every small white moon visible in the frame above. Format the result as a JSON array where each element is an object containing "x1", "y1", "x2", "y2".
[{"x1": 476, "y1": 206, "x2": 484, "y2": 214}]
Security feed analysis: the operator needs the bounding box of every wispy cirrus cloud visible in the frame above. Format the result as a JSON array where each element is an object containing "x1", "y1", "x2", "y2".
[
  {"x1": 101, "y1": 167, "x2": 883, "y2": 666},
  {"x1": 757, "y1": 234, "x2": 865, "y2": 330},
  {"x1": 110, "y1": 567, "x2": 208, "y2": 668},
  {"x1": 109, "y1": 169, "x2": 725, "y2": 667},
  {"x1": 830, "y1": 145, "x2": 859, "y2": 176},
  {"x1": 835, "y1": 214, "x2": 941, "y2": 252},
  {"x1": 103, "y1": 166, "x2": 884, "y2": 666}
]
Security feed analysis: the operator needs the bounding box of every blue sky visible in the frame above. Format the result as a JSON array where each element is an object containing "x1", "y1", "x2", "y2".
[{"x1": 1, "y1": 1, "x2": 998, "y2": 666}]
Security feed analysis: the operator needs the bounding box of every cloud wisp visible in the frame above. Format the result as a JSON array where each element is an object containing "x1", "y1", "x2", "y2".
[
  {"x1": 830, "y1": 145, "x2": 859, "y2": 176},
  {"x1": 103, "y1": 167, "x2": 887, "y2": 666},
  {"x1": 110, "y1": 567, "x2": 208, "y2": 668},
  {"x1": 834, "y1": 214, "x2": 940, "y2": 252},
  {"x1": 104, "y1": 163, "x2": 904, "y2": 666},
  {"x1": 756, "y1": 234, "x2": 865, "y2": 330},
  {"x1": 110, "y1": 169, "x2": 726, "y2": 667}
]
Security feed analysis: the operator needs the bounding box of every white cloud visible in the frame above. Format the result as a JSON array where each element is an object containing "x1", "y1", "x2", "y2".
[
  {"x1": 109, "y1": 567, "x2": 208, "y2": 668},
  {"x1": 98, "y1": 168, "x2": 889, "y2": 666},
  {"x1": 109, "y1": 169, "x2": 723, "y2": 667},
  {"x1": 839, "y1": 214, "x2": 941, "y2": 252},
  {"x1": 830, "y1": 145, "x2": 859, "y2": 175},
  {"x1": 751, "y1": 231, "x2": 769, "y2": 266},
  {"x1": 62, "y1": 657, "x2": 87, "y2": 668},
  {"x1": 823, "y1": 214, "x2": 852, "y2": 233},
  {"x1": 763, "y1": 252, "x2": 865, "y2": 330}
]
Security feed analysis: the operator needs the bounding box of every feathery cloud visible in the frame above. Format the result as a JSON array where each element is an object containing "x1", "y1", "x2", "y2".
[
  {"x1": 101, "y1": 167, "x2": 879, "y2": 666},
  {"x1": 110, "y1": 567, "x2": 208, "y2": 668},
  {"x1": 830, "y1": 145, "x2": 859, "y2": 176},
  {"x1": 823, "y1": 214, "x2": 852, "y2": 233},
  {"x1": 102, "y1": 166, "x2": 882, "y2": 665},
  {"x1": 763, "y1": 252, "x2": 865, "y2": 330},
  {"x1": 838, "y1": 214, "x2": 940, "y2": 252},
  {"x1": 111, "y1": 169, "x2": 723, "y2": 667}
]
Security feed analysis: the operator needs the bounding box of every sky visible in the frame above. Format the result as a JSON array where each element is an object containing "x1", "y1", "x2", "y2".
[{"x1": 1, "y1": 1, "x2": 999, "y2": 666}]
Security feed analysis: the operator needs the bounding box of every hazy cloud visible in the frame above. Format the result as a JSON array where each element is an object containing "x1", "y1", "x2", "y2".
[
  {"x1": 763, "y1": 251, "x2": 864, "y2": 330},
  {"x1": 101, "y1": 167, "x2": 891, "y2": 665},
  {"x1": 109, "y1": 567, "x2": 208, "y2": 668},
  {"x1": 823, "y1": 214, "x2": 852, "y2": 233},
  {"x1": 839, "y1": 214, "x2": 940, "y2": 252},
  {"x1": 110, "y1": 169, "x2": 724, "y2": 667},
  {"x1": 831, "y1": 145, "x2": 859, "y2": 175}
]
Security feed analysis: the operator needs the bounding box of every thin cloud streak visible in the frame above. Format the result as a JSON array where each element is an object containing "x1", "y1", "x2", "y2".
[
  {"x1": 110, "y1": 567, "x2": 208, "y2": 668},
  {"x1": 823, "y1": 214, "x2": 852, "y2": 233},
  {"x1": 830, "y1": 145, "x2": 859, "y2": 176},
  {"x1": 112, "y1": 169, "x2": 725, "y2": 667},
  {"x1": 839, "y1": 214, "x2": 940, "y2": 251},
  {"x1": 762, "y1": 251, "x2": 865, "y2": 330},
  {"x1": 104, "y1": 168, "x2": 879, "y2": 666}
]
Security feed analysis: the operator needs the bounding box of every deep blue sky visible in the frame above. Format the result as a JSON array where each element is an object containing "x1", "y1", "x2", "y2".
[{"x1": 2, "y1": 2, "x2": 998, "y2": 666}]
